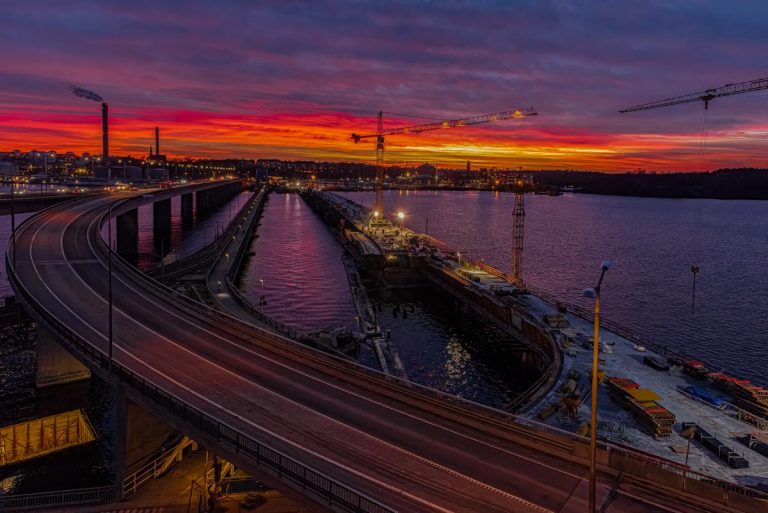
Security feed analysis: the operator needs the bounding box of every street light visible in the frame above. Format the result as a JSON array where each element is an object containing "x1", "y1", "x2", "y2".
[
  {"x1": 106, "y1": 198, "x2": 123, "y2": 370},
  {"x1": 106, "y1": 194, "x2": 149, "y2": 369},
  {"x1": 582, "y1": 259, "x2": 610, "y2": 513}
]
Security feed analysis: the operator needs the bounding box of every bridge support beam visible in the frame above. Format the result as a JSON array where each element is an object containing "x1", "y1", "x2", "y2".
[
  {"x1": 116, "y1": 208, "x2": 139, "y2": 260},
  {"x1": 35, "y1": 325, "x2": 91, "y2": 388},
  {"x1": 180, "y1": 193, "x2": 194, "y2": 228}
]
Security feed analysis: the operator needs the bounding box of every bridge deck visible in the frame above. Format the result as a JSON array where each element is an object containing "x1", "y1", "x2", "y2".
[{"x1": 7, "y1": 191, "x2": 759, "y2": 513}]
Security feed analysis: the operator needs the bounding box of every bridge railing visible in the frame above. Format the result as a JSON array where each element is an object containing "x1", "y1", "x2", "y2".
[
  {"x1": 0, "y1": 486, "x2": 114, "y2": 511},
  {"x1": 8, "y1": 223, "x2": 395, "y2": 513}
]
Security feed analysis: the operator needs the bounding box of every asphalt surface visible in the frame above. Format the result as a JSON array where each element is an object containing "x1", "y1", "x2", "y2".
[{"x1": 9, "y1": 192, "x2": 733, "y2": 513}]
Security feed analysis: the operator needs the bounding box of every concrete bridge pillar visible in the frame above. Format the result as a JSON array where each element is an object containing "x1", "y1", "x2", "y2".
[
  {"x1": 35, "y1": 324, "x2": 91, "y2": 388},
  {"x1": 196, "y1": 190, "x2": 210, "y2": 218},
  {"x1": 180, "y1": 193, "x2": 194, "y2": 228},
  {"x1": 210, "y1": 188, "x2": 220, "y2": 209},
  {"x1": 152, "y1": 199, "x2": 172, "y2": 255},
  {"x1": 116, "y1": 209, "x2": 139, "y2": 260}
]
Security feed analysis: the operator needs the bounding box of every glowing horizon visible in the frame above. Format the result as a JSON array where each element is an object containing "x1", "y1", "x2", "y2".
[{"x1": 3, "y1": 2, "x2": 768, "y2": 172}]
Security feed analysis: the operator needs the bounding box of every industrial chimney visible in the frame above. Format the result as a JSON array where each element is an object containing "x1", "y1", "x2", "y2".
[
  {"x1": 101, "y1": 103, "x2": 109, "y2": 164},
  {"x1": 155, "y1": 126, "x2": 160, "y2": 157}
]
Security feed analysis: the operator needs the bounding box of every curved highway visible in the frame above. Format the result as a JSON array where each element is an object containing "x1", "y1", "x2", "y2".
[{"x1": 7, "y1": 191, "x2": 757, "y2": 513}]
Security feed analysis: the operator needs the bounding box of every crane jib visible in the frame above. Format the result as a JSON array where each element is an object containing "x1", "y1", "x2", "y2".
[
  {"x1": 350, "y1": 108, "x2": 537, "y2": 140},
  {"x1": 619, "y1": 76, "x2": 768, "y2": 113}
]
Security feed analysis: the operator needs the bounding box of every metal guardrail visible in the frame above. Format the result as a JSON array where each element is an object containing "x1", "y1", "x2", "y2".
[
  {"x1": 0, "y1": 486, "x2": 114, "y2": 511},
  {"x1": 7, "y1": 202, "x2": 396, "y2": 513},
  {"x1": 122, "y1": 436, "x2": 196, "y2": 498},
  {"x1": 6, "y1": 195, "x2": 768, "y2": 509}
]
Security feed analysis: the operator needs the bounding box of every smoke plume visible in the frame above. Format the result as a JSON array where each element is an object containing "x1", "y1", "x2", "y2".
[{"x1": 70, "y1": 85, "x2": 104, "y2": 102}]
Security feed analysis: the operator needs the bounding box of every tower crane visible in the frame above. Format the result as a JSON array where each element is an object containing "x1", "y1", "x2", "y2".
[
  {"x1": 620, "y1": 76, "x2": 768, "y2": 313},
  {"x1": 351, "y1": 108, "x2": 537, "y2": 217},
  {"x1": 619, "y1": 76, "x2": 768, "y2": 112}
]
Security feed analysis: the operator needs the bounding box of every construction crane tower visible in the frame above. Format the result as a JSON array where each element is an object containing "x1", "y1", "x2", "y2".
[
  {"x1": 511, "y1": 175, "x2": 525, "y2": 286},
  {"x1": 352, "y1": 108, "x2": 537, "y2": 218},
  {"x1": 620, "y1": 75, "x2": 768, "y2": 312}
]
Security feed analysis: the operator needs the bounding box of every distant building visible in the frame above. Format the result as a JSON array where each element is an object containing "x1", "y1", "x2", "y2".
[
  {"x1": 0, "y1": 161, "x2": 18, "y2": 176},
  {"x1": 416, "y1": 163, "x2": 436, "y2": 175}
]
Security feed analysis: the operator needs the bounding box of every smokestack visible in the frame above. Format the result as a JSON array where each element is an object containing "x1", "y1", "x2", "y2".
[
  {"x1": 155, "y1": 126, "x2": 160, "y2": 157},
  {"x1": 102, "y1": 103, "x2": 109, "y2": 164}
]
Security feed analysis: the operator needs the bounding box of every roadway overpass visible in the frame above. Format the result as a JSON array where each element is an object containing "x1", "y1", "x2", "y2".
[{"x1": 6, "y1": 186, "x2": 766, "y2": 513}]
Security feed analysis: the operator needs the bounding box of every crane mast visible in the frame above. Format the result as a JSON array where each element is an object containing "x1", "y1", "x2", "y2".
[
  {"x1": 511, "y1": 176, "x2": 525, "y2": 286},
  {"x1": 351, "y1": 108, "x2": 537, "y2": 216}
]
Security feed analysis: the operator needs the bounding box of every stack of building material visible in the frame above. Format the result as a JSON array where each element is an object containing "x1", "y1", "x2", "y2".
[
  {"x1": 543, "y1": 314, "x2": 569, "y2": 329},
  {"x1": 683, "y1": 360, "x2": 709, "y2": 379},
  {"x1": 607, "y1": 377, "x2": 675, "y2": 437},
  {"x1": 738, "y1": 434, "x2": 768, "y2": 458},
  {"x1": 681, "y1": 422, "x2": 749, "y2": 469},
  {"x1": 681, "y1": 385, "x2": 728, "y2": 410},
  {"x1": 710, "y1": 373, "x2": 768, "y2": 420},
  {"x1": 730, "y1": 382, "x2": 768, "y2": 420}
]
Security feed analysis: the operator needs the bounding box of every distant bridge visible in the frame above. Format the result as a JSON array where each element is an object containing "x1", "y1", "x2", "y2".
[{"x1": 6, "y1": 181, "x2": 765, "y2": 513}]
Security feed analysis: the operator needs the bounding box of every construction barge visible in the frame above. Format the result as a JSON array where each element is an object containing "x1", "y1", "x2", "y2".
[{"x1": 303, "y1": 190, "x2": 768, "y2": 490}]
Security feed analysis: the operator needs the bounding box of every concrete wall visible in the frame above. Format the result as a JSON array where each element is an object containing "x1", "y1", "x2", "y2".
[
  {"x1": 115, "y1": 388, "x2": 178, "y2": 476},
  {"x1": 36, "y1": 324, "x2": 91, "y2": 388}
]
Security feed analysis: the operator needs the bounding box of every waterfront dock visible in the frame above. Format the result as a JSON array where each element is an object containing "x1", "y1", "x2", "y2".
[{"x1": 309, "y1": 190, "x2": 768, "y2": 489}]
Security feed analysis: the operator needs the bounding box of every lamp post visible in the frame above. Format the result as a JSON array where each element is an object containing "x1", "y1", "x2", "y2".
[
  {"x1": 106, "y1": 194, "x2": 147, "y2": 369},
  {"x1": 9, "y1": 176, "x2": 17, "y2": 271},
  {"x1": 107, "y1": 199, "x2": 119, "y2": 370},
  {"x1": 582, "y1": 259, "x2": 611, "y2": 513}
]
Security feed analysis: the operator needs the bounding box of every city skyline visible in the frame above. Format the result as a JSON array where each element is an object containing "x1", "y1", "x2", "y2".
[{"x1": 3, "y1": 1, "x2": 768, "y2": 171}]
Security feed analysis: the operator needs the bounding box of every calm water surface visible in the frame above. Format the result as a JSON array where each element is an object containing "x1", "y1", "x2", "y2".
[
  {"x1": 241, "y1": 193, "x2": 540, "y2": 407},
  {"x1": 341, "y1": 190, "x2": 768, "y2": 386},
  {"x1": 241, "y1": 193, "x2": 356, "y2": 332}
]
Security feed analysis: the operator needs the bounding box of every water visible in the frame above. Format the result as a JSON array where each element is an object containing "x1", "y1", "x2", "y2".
[
  {"x1": 240, "y1": 193, "x2": 539, "y2": 407},
  {"x1": 341, "y1": 190, "x2": 768, "y2": 386},
  {"x1": 240, "y1": 193, "x2": 357, "y2": 332},
  {"x1": 363, "y1": 288, "x2": 539, "y2": 408}
]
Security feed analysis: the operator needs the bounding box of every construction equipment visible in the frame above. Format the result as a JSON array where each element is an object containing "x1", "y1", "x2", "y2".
[
  {"x1": 620, "y1": 76, "x2": 768, "y2": 313},
  {"x1": 351, "y1": 108, "x2": 538, "y2": 217},
  {"x1": 511, "y1": 175, "x2": 525, "y2": 286},
  {"x1": 619, "y1": 76, "x2": 768, "y2": 113}
]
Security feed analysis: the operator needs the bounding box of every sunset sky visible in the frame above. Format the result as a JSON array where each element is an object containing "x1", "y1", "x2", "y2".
[{"x1": 3, "y1": 1, "x2": 768, "y2": 171}]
